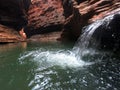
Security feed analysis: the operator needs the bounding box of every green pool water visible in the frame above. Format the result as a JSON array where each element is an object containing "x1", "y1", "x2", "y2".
[{"x1": 0, "y1": 42, "x2": 120, "y2": 90}]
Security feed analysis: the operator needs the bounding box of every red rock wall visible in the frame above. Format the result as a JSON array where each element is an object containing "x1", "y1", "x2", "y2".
[
  {"x1": 0, "y1": 0, "x2": 30, "y2": 43},
  {"x1": 25, "y1": 0, "x2": 65, "y2": 37},
  {"x1": 0, "y1": 24, "x2": 25, "y2": 43},
  {"x1": 1, "y1": 0, "x2": 120, "y2": 42},
  {"x1": 62, "y1": 0, "x2": 120, "y2": 40}
]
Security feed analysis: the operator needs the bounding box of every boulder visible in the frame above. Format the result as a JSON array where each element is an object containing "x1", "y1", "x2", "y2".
[{"x1": 92, "y1": 13, "x2": 120, "y2": 51}]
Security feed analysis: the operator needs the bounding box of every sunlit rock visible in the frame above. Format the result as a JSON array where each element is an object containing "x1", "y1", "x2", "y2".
[{"x1": 0, "y1": 24, "x2": 25, "y2": 43}]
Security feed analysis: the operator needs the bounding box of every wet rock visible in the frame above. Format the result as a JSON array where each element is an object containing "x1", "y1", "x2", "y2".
[
  {"x1": 92, "y1": 13, "x2": 120, "y2": 51},
  {"x1": 0, "y1": 24, "x2": 25, "y2": 43},
  {"x1": 25, "y1": 0, "x2": 65, "y2": 37}
]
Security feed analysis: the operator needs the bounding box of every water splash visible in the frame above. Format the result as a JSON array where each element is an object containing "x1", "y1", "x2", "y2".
[{"x1": 19, "y1": 49, "x2": 92, "y2": 68}]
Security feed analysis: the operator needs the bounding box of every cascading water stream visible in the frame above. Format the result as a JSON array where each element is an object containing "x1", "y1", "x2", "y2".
[
  {"x1": 72, "y1": 20, "x2": 104, "y2": 59},
  {"x1": 73, "y1": 13, "x2": 115, "y2": 59}
]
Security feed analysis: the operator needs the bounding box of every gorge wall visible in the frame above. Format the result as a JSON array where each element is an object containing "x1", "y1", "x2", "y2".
[
  {"x1": 0, "y1": 0, "x2": 30, "y2": 42},
  {"x1": 24, "y1": 0, "x2": 65, "y2": 38},
  {"x1": 0, "y1": 0, "x2": 120, "y2": 43},
  {"x1": 0, "y1": 0, "x2": 30, "y2": 29},
  {"x1": 62, "y1": 0, "x2": 120, "y2": 40}
]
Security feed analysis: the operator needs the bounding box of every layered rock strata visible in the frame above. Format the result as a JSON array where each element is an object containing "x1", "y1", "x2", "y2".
[
  {"x1": 0, "y1": 24, "x2": 25, "y2": 43},
  {"x1": 0, "y1": 0, "x2": 120, "y2": 43},
  {"x1": 0, "y1": 0, "x2": 30, "y2": 43},
  {"x1": 25, "y1": 0, "x2": 65, "y2": 37},
  {"x1": 63, "y1": 0, "x2": 120, "y2": 40}
]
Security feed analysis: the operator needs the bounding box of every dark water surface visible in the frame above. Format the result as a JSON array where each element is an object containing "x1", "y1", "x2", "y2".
[{"x1": 0, "y1": 42, "x2": 120, "y2": 90}]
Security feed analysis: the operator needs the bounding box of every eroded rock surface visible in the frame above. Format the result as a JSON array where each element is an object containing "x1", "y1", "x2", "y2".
[
  {"x1": 63, "y1": 0, "x2": 120, "y2": 40},
  {"x1": 0, "y1": 0, "x2": 30, "y2": 43},
  {"x1": 25, "y1": 0, "x2": 65, "y2": 37},
  {"x1": 0, "y1": 24, "x2": 25, "y2": 43},
  {"x1": 0, "y1": 0, "x2": 120, "y2": 43}
]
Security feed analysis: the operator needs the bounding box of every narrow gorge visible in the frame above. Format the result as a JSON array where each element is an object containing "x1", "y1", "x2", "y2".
[{"x1": 0, "y1": 0, "x2": 120, "y2": 90}]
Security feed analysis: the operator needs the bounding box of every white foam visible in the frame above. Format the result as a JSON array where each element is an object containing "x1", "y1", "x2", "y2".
[{"x1": 19, "y1": 49, "x2": 92, "y2": 68}]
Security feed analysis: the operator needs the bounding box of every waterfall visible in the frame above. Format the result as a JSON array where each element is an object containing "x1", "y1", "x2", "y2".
[
  {"x1": 19, "y1": 12, "x2": 120, "y2": 70},
  {"x1": 72, "y1": 13, "x2": 118, "y2": 59},
  {"x1": 73, "y1": 20, "x2": 104, "y2": 57}
]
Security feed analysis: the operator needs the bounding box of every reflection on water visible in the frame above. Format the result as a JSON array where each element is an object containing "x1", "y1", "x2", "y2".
[
  {"x1": 0, "y1": 42, "x2": 27, "y2": 52},
  {"x1": 0, "y1": 42, "x2": 120, "y2": 90}
]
